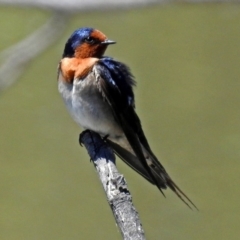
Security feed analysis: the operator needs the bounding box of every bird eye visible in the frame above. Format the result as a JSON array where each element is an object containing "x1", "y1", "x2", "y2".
[{"x1": 84, "y1": 37, "x2": 95, "y2": 44}]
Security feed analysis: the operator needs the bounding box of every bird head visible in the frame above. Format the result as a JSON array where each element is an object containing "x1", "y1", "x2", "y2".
[{"x1": 62, "y1": 27, "x2": 116, "y2": 59}]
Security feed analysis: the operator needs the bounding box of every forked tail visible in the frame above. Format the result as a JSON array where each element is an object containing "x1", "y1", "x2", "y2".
[{"x1": 165, "y1": 176, "x2": 198, "y2": 210}]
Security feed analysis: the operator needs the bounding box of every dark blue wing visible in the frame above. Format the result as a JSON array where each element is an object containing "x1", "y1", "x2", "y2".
[
  {"x1": 95, "y1": 58, "x2": 197, "y2": 209},
  {"x1": 97, "y1": 57, "x2": 135, "y2": 107},
  {"x1": 96, "y1": 57, "x2": 162, "y2": 186},
  {"x1": 97, "y1": 57, "x2": 153, "y2": 151}
]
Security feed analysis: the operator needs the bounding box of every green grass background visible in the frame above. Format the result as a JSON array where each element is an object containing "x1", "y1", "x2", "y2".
[{"x1": 1, "y1": 4, "x2": 240, "y2": 239}]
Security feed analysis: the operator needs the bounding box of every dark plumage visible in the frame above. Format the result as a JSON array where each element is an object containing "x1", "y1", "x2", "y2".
[{"x1": 58, "y1": 27, "x2": 197, "y2": 209}]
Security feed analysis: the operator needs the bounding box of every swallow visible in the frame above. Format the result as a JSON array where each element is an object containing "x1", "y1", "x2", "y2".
[{"x1": 57, "y1": 27, "x2": 197, "y2": 209}]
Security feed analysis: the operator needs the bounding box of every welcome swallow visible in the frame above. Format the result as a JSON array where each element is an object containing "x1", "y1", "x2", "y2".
[{"x1": 57, "y1": 27, "x2": 196, "y2": 209}]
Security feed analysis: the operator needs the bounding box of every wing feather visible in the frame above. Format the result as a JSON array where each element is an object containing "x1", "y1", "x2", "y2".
[{"x1": 94, "y1": 58, "x2": 197, "y2": 209}]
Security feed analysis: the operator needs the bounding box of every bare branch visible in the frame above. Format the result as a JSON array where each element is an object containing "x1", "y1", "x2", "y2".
[
  {"x1": 80, "y1": 130, "x2": 146, "y2": 240},
  {"x1": 0, "y1": 0, "x2": 237, "y2": 13},
  {"x1": 0, "y1": 12, "x2": 69, "y2": 92},
  {"x1": 0, "y1": 0, "x2": 164, "y2": 12}
]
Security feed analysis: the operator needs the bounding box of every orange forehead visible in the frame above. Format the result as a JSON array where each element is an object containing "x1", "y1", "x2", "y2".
[{"x1": 90, "y1": 29, "x2": 107, "y2": 42}]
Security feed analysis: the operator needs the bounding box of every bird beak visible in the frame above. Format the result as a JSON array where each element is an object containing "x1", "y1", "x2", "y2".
[{"x1": 101, "y1": 39, "x2": 116, "y2": 45}]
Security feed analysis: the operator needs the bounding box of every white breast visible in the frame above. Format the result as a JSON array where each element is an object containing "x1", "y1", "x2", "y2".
[{"x1": 58, "y1": 67, "x2": 123, "y2": 138}]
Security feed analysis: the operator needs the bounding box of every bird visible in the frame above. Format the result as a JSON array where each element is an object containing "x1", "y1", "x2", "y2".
[{"x1": 57, "y1": 27, "x2": 197, "y2": 209}]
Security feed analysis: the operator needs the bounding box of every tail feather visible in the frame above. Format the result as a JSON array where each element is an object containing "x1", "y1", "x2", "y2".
[
  {"x1": 166, "y1": 177, "x2": 198, "y2": 210},
  {"x1": 107, "y1": 138, "x2": 197, "y2": 210},
  {"x1": 146, "y1": 148, "x2": 198, "y2": 210}
]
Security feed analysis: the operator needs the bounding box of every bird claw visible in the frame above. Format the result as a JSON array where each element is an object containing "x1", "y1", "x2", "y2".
[
  {"x1": 102, "y1": 134, "x2": 109, "y2": 142},
  {"x1": 79, "y1": 129, "x2": 92, "y2": 146}
]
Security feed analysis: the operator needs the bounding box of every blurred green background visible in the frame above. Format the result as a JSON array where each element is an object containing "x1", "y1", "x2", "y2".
[{"x1": 1, "y1": 4, "x2": 240, "y2": 240}]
